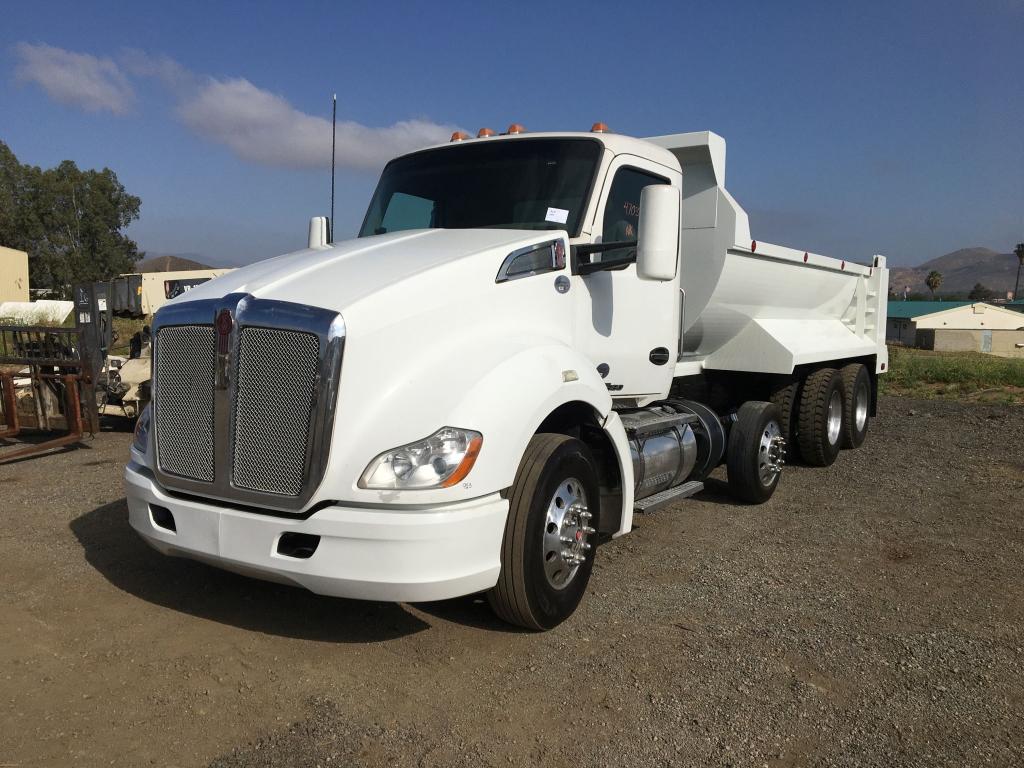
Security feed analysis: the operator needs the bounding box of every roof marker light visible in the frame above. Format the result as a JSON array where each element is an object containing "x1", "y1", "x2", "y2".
[
  {"x1": 450, "y1": 131, "x2": 471, "y2": 142},
  {"x1": 506, "y1": 123, "x2": 526, "y2": 135},
  {"x1": 591, "y1": 122, "x2": 610, "y2": 133},
  {"x1": 477, "y1": 128, "x2": 496, "y2": 138}
]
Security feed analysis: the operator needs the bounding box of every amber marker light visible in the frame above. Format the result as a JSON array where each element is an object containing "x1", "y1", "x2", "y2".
[
  {"x1": 477, "y1": 128, "x2": 496, "y2": 137},
  {"x1": 591, "y1": 122, "x2": 609, "y2": 133},
  {"x1": 450, "y1": 131, "x2": 471, "y2": 142},
  {"x1": 440, "y1": 436, "x2": 484, "y2": 488},
  {"x1": 506, "y1": 123, "x2": 526, "y2": 135}
]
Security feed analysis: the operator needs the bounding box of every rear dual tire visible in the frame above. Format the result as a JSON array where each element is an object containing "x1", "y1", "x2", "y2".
[
  {"x1": 840, "y1": 363, "x2": 871, "y2": 449},
  {"x1": 797, "y1": 368, "x2": 845, "y2": 467}
]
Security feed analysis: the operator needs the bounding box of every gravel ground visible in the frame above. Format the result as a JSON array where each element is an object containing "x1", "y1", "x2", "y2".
[{"x1": 1, "y1": 396, "x2": 1022, "y2": 767}]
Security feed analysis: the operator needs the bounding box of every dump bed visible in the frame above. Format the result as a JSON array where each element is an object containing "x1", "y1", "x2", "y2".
[{"x1": 645, "y1": 132, "x2": 889, "y2": 376}]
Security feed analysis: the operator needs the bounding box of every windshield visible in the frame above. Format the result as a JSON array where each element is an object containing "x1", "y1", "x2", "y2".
[{"x1": 359, "y1": 138, "x2": 602, "y2": 238}]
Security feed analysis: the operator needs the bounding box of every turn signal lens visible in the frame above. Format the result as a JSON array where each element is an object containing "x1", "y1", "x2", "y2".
[{"x1": 132, "y1": 405, "x2": 152, "y2": 454}]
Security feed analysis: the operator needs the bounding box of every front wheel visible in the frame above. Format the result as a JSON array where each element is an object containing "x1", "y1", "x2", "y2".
[
  {"x1": 487, "y1": 434, "x2": 600, "y2": 630},
  {"x1": 726, "y1": 401, "x2": 785, "y2": 504}
]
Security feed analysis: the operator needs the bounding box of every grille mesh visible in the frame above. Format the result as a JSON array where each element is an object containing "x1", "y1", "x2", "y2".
[
  {"x1": 232, "y1": 327, "x2": 320, "y2": 496},
  {"x1": 155, "y1": 325, "x2": 216, "y2": 482}
]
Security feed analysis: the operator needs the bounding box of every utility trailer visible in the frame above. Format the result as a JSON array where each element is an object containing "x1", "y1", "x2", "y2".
[{"x1": 125, "y1": 126, "x2": 888, "y2": 629}]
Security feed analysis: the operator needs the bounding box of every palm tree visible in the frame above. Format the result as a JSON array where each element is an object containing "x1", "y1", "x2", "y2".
[
  {"x1": 1014, "y1": 243, "x2": 1024, "y2": 301},
  {"x1": 925, "y1": 270, "x2": 943, "y2": 299}
]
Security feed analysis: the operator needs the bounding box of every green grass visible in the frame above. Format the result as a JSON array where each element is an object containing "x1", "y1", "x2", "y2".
[{"x1": 881, "y1": 345, "x2": 1024, "y2": 403}]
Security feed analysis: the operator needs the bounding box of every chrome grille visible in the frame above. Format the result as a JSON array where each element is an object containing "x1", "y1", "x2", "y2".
[
  {"x1": 232, "y1": 327, "x2": 321, "y2": 496},
  {"x1": 154, "y1": 325, "x2": 216, "y2": 482}
]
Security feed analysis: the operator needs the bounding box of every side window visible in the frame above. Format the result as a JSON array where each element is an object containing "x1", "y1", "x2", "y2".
[
  {"x1": 600, "y1": 167, "x2": 668, "y2": 262},
  {"x1": 377, "y1": 192, "x2": 435, "y2": 234}
]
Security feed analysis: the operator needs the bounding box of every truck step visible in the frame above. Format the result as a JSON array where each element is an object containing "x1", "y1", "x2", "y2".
[
  {"x1": 634, "y1": 480, "x2": 705, "y2": 514},
  {"x1": 620, "y1": 410, "x2": 697, "y2": 439}
]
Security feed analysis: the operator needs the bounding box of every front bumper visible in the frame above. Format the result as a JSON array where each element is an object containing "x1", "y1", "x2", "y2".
[{"x1": 124, "y1": 462, "x2": 508, "y2": 602}]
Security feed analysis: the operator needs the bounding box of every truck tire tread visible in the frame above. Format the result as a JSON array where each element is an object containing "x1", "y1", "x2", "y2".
[
  {"x1": 796, "y1": 368, "x2": 843, "y2": 467},
  {"x1": 488, "y1": 433, "x2": 592, "y2": 630},
  {"x1": 840, "y1": 363, "x2": 871, "y2": 448},
  {"x1": 726, "y1": 401, "x2": 782, "y2": 504},
  {"x1": 770, "y1": 380, "x2": 800, "y2": 460}
]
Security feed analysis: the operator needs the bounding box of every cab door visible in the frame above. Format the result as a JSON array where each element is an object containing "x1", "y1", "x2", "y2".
[{"x1": 573, "y1": 155, "x2": 681, "y2": 401}]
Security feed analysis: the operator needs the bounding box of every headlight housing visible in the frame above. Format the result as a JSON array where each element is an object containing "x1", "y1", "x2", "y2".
[
  {"x1": 359, "y1": 427, "x2": 482, "y2": 490},
  {"x1": 132, "y1": 404, "x2": 152, "y2": 454}
]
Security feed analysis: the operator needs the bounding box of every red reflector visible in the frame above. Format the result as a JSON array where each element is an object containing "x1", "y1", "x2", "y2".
[
  {"x1": 751, "y1": 240, "x2": 757, "y2": 252},
  {"x1": 841, "y1": 260, "x2": 846, "y2": 270},
  {"x1": 881, "y1": 363, "x2": 886, "y2": 371},
  {"x1": 803, "y1": 252, "x2": 808, "y2": 263}
]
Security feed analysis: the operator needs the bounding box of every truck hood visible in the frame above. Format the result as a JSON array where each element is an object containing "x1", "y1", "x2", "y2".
[{"x1": 172, "y1": 228, "x2": 551, "y2": 311}]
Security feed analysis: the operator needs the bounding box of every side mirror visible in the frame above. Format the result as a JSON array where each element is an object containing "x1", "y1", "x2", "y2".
[{"x1": 636, "y1": 185, "x2": 680, "y2": 281}]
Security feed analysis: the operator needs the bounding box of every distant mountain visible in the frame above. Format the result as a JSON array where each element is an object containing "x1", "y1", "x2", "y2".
[
  {"x1": 889, "y1": 247, "x2": 1020, "y2": 297},
  {"x1": 135, "y1": 253, "x2": 213, "y2": 272}
]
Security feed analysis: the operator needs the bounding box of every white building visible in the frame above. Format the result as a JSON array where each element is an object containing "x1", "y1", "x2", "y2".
[{"x1": 886, "y1": 301, "x2": 1024, "y2": 357}]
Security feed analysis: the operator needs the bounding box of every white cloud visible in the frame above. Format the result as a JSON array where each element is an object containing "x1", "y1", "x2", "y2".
[
  {"x1": 119, "y1": 48, "x2": 195, "y2": 93},
  {"x1": 13, "y1": 42, "x2": 134, "y2": 115},
  {"x1": 177, "y1": 77, "x2": 455, "y2": 171},
  {"x1": 14, "y1": 43, "x2": 457, "y2": 172}
]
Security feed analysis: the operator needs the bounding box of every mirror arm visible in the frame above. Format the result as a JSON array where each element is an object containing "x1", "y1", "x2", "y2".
[{"x1": 571, "y1": 240, "x2": 638, "y2": 275}]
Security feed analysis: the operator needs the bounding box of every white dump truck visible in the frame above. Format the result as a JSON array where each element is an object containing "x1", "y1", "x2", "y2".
[{"x1": 125, "y1": 126, "x2": 888, "y2": 629}]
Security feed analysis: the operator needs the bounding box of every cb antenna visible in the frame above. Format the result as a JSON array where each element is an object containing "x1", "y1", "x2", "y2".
[{"x1": 330, "y1": 93, "x2": 337, "y2": 243}]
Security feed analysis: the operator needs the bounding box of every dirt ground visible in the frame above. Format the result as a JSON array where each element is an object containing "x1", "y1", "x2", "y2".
[{"x1": 1, "y1": 396, "x2": 1022, "y2": 767}]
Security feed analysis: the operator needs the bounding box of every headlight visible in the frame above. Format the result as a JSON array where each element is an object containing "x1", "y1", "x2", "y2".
[
  {"x1": 359, "y1": 427, "x2": 482, "y2": 490},
  {"x1": 133, "y1": 405, "x2": 152, "y2": 454}
]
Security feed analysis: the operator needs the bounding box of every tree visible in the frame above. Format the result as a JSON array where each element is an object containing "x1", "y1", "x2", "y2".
[
  {"x1": 968, "y1": 282, "x2": 994, "y2": 301},
  {"x1": 925, "y1": 270, "x2": 943, "y2": 298},
  {"x1": 0, "y1": 141, "x2": 141, "y2": 297},
  {"x1": 1015, "y1": 243, "x2": 1024, "y2": 301}
]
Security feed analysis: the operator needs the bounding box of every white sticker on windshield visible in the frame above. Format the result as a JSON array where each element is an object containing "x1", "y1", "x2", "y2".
[{"x1": 545, "y1": 207, "x2": 569, "y2": 224}]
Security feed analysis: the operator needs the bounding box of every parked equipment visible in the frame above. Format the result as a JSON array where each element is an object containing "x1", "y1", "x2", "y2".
[
  {"x1": 0, "y1": 282, "x2": 112, "y2": 462},
  {"x1": 125, "y1": 127, "x2": 889, "y2": 629}
]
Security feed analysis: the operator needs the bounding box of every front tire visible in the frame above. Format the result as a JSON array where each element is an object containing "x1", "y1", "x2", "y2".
[
  {"x1": 487, "y1": 434, "x2": 600, "y2": 630},
  {"x1": 727, "y1": 401, "x2": 785, "y2": 504}
]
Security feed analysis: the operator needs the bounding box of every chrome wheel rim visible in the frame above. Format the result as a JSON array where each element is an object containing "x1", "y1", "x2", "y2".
[
  {"x1": 826, "y1": 389, "x2": 843, "y2": 445},
  {"x1": 855, "y1": 380, "x2": 869, "y2": 432},
  {"x1": 759, "y1": 420, "x2": 786, "y2": 486},
  {"x1": 542, "y1": 477, "x2": 593, "y2": 590}
]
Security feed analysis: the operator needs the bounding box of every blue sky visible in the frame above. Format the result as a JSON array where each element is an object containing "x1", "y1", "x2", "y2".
[{"x1": 1, "y1": 0, "x2": 1021, "y2": 267}]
